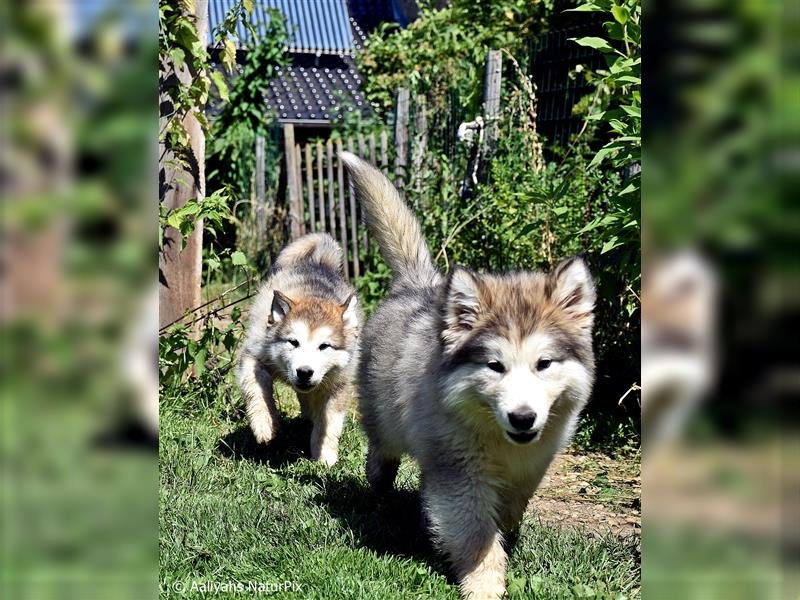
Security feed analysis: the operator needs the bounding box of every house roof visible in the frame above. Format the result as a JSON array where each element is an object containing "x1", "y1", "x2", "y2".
[
  {"x1": 209, "y1": 0, "x2": 355, "y2": 55},
  {"x1": 208, "y1": 1, "x2": 401, "y2": 125},
  {"x1": 265, "y1": 56, "x2": 367, "y2": 124}
]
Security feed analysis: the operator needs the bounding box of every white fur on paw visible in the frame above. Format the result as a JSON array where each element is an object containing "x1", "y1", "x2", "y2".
[
  {"x1": 316, "y1": 448, "x2": 338, "y2": 467},
  {"x1": 250, "y1": 419, "x2": 275, "y2": 445},
  {"x1": 461, "y1": 578, "x2": 505, "y2": 600}
]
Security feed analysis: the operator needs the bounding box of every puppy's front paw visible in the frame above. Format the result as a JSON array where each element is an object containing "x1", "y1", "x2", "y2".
[
  {"x1": 461, "y1": 581, "x2": 505, "y2": 600},
  {"x1": 249, "y1": 417, "x2": 275, "y2": 446},
  {"x1": 461, "y1": 572, "x2": 506, "y2": 600},
  {"x1": 313, "y1": 447, "x2": 338, "y2": 467}
]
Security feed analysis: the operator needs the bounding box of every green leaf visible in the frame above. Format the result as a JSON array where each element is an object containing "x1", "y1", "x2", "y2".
[
  {"x1": 572, "y1": 583, "x2": 597, "y2": 598},
  {"x1": 570, "y1": 36, "x2": 614, "y2": 53},
  {"x1": 608, "y1": 118, "x2": 627, "y2": 133},
  {"x1": 192, "y1": 455, "x2": 210, "y2": 474},
  {"x1": 182, "y1": 202, "x2": 202, "y2": 215},
  {"x1": 243, "y1": 0, "x2": 254, "y2": 13},
  {"x1": 552, "y1": 206, "x2": 570, "y2": 215},
  {"x1": 601, "y1": 237, "x2": 619, "y2": 254},
  {"x1": 611, "y1": 4, "x2": 629, "y2": 24},
  {"x1": 619, "y1": 182, "x2": 638, "y2": 195},
  {"x1": 620, "y1": 104, "x2": 641, "y2": 118},
  {"x1": 589, "y1": 145, "x2": 618, "y2": 168},
  {"x1": 565, "y1": 3, "x2": 604, "y2": 11},
  {"x1": 529, "y1": 576, "x2": 544, "y2": 592},
  {"x1": 210, "y1": 70, "x2": 229, "y2": 102},
  {"x1": 507, "y1": 574, "x2": 527, "y2": 596},
  {"x1": 166, "y1": 213, "x2": 182, "y2": 230},
  {"x1": 222, "y1": 39, "x2": 237, "y2": 72},
  {"x1": 231, "y1": 250, "x2": 248, "y2": 266},
  {"x1": 553, "y1": 178, "x2": 571, "y2": 201},
  {"x1": 193, "y1": 346, "x2": 207, "y2": 376},
  {"x1": 170, "y1": 47, "x2": 185, "y2": 67},
  {"x1": 175, "y1": 19, "x2": 199, "y2": 50}
]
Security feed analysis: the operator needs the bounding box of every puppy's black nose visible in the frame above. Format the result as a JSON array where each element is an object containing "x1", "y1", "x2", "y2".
[
  {"x1": 296, "y1": 367, "x2": 314, "y2": 382},
  {"x1": 508, "y1": 410, "x2": 536, "y2": 431}
]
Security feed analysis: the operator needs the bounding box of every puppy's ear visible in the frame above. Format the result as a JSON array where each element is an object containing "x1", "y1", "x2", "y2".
[
  {"x1": 340, "y1": 294, "x2": 359, "y2": 331},
  {"x1": 549, "y1": 257, "x2": 595, "y2": 329},
  {"x1": 269, "y1": 290, "x2": 293, "y2": 324},
  {"x1": 442, "y1": 267, "x2": 483, "y2": 350}
]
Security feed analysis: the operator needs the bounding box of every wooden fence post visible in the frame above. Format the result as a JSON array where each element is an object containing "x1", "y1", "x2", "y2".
[
  {"x1": 326, "y1": 139, "x2": 335, "y2": 239},
  {"x1": 411, "y1": 94, "x2": 428, "y2": 197},
  {"x1": 335, "y1": 138, "x2": 349, "y2": 279},
  {"x1": 283, "y1": 124, "x2": 302, "y2": 240},
  {"x1": 316, "y1": 140, "x2": 325, "y2": 232},
  {"x1": 394, "y1": 87, "x2": 410, "y2": 189},
  {"x1": 304, "y1": 144, "x2": 314, "y2": 233},
  {"x1": 380, "y1": 130, "x2": 389, "y2": 177},
  {"x1": 159, "y1": 0, "x2": 208, "y2": 329},
  {"x1": 254, "y1": 135, "x2": 266, "y2": 235},
  {"x1": 481, "y1": 50, "x2": 502, "y2": 170},
  {"x1": 347, "y1": 137, "x2": 360, "y2": 278},
  {"x1": 369, "y1": 132, "x2": 377, "y2": 167},
  {"x1": 358, "y1": 133, "x2": 369, "y2": 251},
  {"x1": 295, "y1": 143, "x2": 305, "y2": 235}
]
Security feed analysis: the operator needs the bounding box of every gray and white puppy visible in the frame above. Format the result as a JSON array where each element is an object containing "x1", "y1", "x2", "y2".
[
  {"x1": 341, "y1": 152, "x2": 596, "y2": 599},
  {"x1": 238, "y1": 233, "x2": 360, "y2": 466}
]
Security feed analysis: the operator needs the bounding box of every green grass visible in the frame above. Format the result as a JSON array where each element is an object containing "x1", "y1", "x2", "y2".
[{"x1": 160, "y1": 379, "x2": 640, "y2": 599}]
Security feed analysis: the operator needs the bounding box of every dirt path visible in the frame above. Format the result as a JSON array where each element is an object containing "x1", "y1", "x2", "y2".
[{"x1": 528, "y1": 451, "x2": 641, "y2": 541}]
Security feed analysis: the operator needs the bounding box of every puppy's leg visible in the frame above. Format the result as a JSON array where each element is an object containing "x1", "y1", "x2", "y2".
[
  {"x1": 308, "y1": 390, "x2": 348, "y2": 467},
  {"x1": 422, "y1": 470, "x2": 506, "y2": 600},
  {"x1": 497, "y1": 486, "x2": 535, "y2": 534},
  {"x1": 239, "y1": 355, "x2": 279, "y2": 445},
  {"x1": 366, "y1": 443, "x2": 400, "y2": 492}
]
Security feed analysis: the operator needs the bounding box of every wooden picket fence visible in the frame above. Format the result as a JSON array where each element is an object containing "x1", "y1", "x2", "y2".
[{"x1": 281, "y1": 128, "x2": 394, "y2": 280}]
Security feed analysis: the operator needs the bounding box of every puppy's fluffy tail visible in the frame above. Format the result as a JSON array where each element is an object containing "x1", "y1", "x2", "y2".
[
  {"x1": 274, "y1": 232, "x2": 344, "y2": 273},
  {"x1": 340, "y1": 151, "x2": 437, "y2": 285}
]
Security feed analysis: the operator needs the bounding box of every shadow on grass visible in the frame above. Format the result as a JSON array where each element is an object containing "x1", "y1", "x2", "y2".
[
  {"x1": 217, "y1": 420, "x2": 453, "y2": 582},
  {"x1": 296, "y1": 470, "x2": 455, "y2": 582},
  {"x1": 217, "y1": 417, "x2": 313, "y2": 469}
]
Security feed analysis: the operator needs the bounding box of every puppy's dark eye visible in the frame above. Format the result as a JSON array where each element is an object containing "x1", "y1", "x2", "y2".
[
  {"x1": 286, "y1": 339, "x2": 299, "y2": 348},
  {"x1": 319, "y1": 343, "x2": 332, "y2": 351},
  {"x1": 487, "y1": 361, "x2": 505, "y2": 374},
  {"x1": 536, "y1": 359, "x2": 552, "y2": 371}
]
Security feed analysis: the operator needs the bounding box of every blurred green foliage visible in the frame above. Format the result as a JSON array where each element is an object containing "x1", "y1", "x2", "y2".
[{"x1": 3, "y1": 2, "x2": 159, "y2": 597}]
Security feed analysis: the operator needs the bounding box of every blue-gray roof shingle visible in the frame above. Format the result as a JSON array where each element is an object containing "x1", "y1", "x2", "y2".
[{"x1": 209, "y1": 0, "x2": 354, "y2": 55}]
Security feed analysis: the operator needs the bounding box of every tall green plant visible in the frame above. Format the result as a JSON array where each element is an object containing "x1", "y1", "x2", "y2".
[
  {"x1": 564, "y1": 0, "x2": 641, "y2": 430},
  {"x1": 205, "y1": 10, "x2": 287, "y2": 269},
  {"x1": 206, "y1": 12, "x2": 286, "y2": 201},
  {"x1": 570, "y1": 0, "x2": 641, "y2": 312}
]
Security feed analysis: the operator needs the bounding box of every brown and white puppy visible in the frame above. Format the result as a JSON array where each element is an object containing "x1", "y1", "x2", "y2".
[
  {"x1": 238, "y1": 233, "x2": 360, "y2": 466},
  {"x1": 342, "y1": 152, "x2": 595, "y2": 599}
]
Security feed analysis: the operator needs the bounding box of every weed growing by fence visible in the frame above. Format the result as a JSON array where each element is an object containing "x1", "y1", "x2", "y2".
[{"x1": 206, "y1": 9, "x2": 287, "y2": 269}]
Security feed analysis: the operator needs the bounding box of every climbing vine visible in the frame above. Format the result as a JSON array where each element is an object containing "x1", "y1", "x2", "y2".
[{"x1": 158, "y1": 0, "x2": 256, "y2": 239}]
